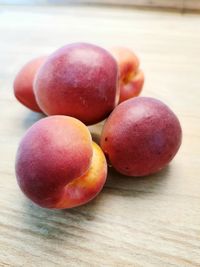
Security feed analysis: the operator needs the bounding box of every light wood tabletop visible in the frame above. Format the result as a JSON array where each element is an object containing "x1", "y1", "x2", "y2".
[{"x1": 0, "y1": 5, "x2": 200, "y2": 267}]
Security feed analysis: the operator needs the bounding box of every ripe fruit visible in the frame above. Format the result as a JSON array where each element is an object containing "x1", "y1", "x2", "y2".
[
  {"x1": 13, "y1": 56, "x2": 46, "y2": 112},
  {"x1": 100, "y1": 97, "x2": 182, "y2": 177},
  {"x1": 15, "y1": 116, "x2": 107, "y2": 209},
  {"x1": 110, "y1": 47, "x2": 144, "y2": 103},
  {"x1": 34, "y1": 43, "x2": 119, "y2": 125}
]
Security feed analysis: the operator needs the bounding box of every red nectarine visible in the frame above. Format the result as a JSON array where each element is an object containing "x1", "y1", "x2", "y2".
[
  {"x1": 14, "y1": 56, "x2": 46, "y2": 112},
  {"x1": 34, "y1": 43, "x2": 119, "y2": 125},
  {"x1": 15, "y1": 116, "x2": 107, "y2": 209},
  {"x1": 110, "y1": 47, "x2": 144, "y2": 103},
  {"x1": 101, "y1": 97, "x2": 182, "y2": 176}
]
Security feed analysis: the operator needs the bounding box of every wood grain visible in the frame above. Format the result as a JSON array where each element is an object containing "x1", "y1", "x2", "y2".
[
  {"x1": 0, "y1": 5, "x2": 200, "y2": 267},
  {"x1": 1, "y1": 0, "x2": 200, "y2": 12}
]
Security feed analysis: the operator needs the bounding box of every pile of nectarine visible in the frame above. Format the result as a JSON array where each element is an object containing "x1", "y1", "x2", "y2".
[{"x1": 14, "y1": 42, "x2": 182, "y2": 209}]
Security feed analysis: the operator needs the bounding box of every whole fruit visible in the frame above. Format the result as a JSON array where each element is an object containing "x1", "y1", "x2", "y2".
[
  {"x1": 15, "y1": 116, "x2": 107, "y2": 209},
  {"x1": 34, "y1": 43, "x2": 119, "y2": 125},
  {"x1": 110, "y1": 47, "x2": 144, "y2": 103},
  {"x1": 100, "y1": 97, "x2": 182, "y2": 176},
  {"x1": 13, "y1": 56, "x2": 46, "y2": 112}
]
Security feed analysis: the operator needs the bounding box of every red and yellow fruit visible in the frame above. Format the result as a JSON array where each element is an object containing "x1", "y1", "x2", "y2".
[
  {"x1": 101, "y1": 97, "x2": 182, "y2": 177},
  {"x1": 15, "y1": 116, "x2": 107, "y2": 209},
  {"x1": 13, "y1": 56, "x2": 46, "y2": 112},
  {"x1": 110, "y1": 47, "x2": 144, "y2": 103}
]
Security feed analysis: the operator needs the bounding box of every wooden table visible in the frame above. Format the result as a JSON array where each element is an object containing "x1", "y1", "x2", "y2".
[{"x1": 0, "y1": 5, "x2": 200, "y2": 267}]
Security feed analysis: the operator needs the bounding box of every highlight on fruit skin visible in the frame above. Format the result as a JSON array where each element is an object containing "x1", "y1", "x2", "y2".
[
  {"x1": 34, "y1": 42, "x2": 119, "y2": 125},
  {"x1": 100, "y1": 97, "x2": 182, "y2": 177},
  {"x1": 13, "y1": 56, "x2": 47, "y2": 112},
  {"x1": 109, "y1": 47, "x2": 144, "y2": 103},
  {"x1": 15, "y1": 115, "x2": 107, "y2": 209}
]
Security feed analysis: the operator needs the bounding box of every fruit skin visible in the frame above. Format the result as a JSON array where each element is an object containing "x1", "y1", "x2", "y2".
[
  {"x1": 110, "y1": 47, "x2": 144, "y2": 103},
  {"x1": 100, "y1": 97, "x2": 182, "y2": 177},
  {"x1": 14, "y1": 56, "x2": 46, "y2": 112},
  {"x1": 55, "y1": 142, "x2": 107, "y2": 209},
  {"x1": 34, "y1": 42, "x2": 119, "y2": 125},
  {"x1": 15, "y1": 116, "x2": 107, "y2": 209},
  {"x1": 119, "y1": 69, "x2": 144, "y2": 103}
]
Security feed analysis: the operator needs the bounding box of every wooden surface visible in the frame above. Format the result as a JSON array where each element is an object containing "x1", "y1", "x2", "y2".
[
  {"x1": 1, "y1": 5, "x2": 200, "y2": 267},
  {"x1": 1, "y1": 0, "x2": 200, "y2": 12}
]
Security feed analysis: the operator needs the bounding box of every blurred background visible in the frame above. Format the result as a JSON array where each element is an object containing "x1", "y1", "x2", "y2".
[{"x1": 0, "y1": 0, "x2": 200, "y2": 11}]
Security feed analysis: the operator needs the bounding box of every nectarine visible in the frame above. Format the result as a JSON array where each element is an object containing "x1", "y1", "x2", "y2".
[
  {"x1": 15, "y1": 116, "x2": 107, "y2": 209},
  {"x1": 34, "y1": 43, "x2": 119, "y2": 125},
  {"x1": 100, "y1": 97, "x2": 182, "y2": 176},
  {"x1": 14, "y1": 56, "x2": 46, "y2": 112},
  {"x1": 110, "y1": 47, "x2": 144, "y2": 103}
]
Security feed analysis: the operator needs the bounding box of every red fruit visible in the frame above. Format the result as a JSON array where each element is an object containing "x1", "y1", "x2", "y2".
[
  {"x1": 14, "y1": 56, "x2": 46, "y2": 112},
  {"x1": 15, "y1": 116, "x2": 107, "y2": 209},
  {"x1": 34, "y1": 43, "x2": 119, "y2": 125},
  {"x1": 101, "y1": 97, "x2": 182, "y2": 176},
  {"x1": 110, "y1": 47, "x2": 144, "y2": 103}
]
